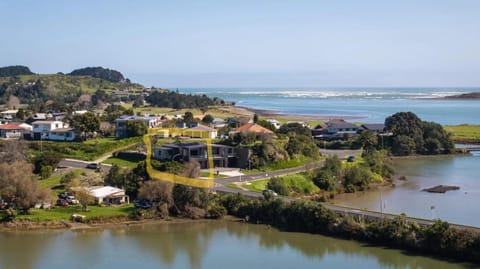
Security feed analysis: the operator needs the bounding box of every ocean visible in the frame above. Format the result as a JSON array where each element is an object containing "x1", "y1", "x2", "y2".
[{"x1": 179, "y1": 88, "x2": 480, "y2": 125}]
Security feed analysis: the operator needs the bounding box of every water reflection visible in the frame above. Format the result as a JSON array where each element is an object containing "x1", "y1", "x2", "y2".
[
  {"x1": 0, "y1": 230, "x2": 59, "y2": 269},
  {"x1": 0, "y1": 221, "x2": 476, "y2": 269}
]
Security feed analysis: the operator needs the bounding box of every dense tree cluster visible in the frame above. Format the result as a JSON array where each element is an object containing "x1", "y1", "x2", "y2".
[
  {"x1": 69, "y1": 66, "x2": 126, "y2": 83},
  {"x1": 145, "y1": 90, "x2": 225, "y2": 109},
  {"x1": 385, "y1": 112, "x2": 454, "y2": 155},
  {"x1": 0, "y1": 65, "x2": 34, "y2": 77},
  {"x1": 220, "y1": 194, "x2": 480, "y2": 264}
]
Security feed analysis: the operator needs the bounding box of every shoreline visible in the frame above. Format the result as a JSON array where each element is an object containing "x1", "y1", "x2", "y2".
[
  {"x1": 236, "y1": 105, "x2": 367, "y2": 121},
  {"x1": 0, "y1": 215, "x2": 243, "y2": 232}
]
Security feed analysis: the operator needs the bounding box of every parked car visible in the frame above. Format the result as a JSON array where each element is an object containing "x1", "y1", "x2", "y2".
[
  {"x1": 134, "y1": 200, "x2": 152, "y2": 209},
  {"x1": 347, "y1": 156, "x2": 356, "y2": 162},
  {"x1": 66, "y1": 195, "x2": 79, "y2": 205},
  {"x1": 86, "y1": 163, "x2": 99, "y2": 169},
  {"x1": 56, "y1": 199, "x2": 69, "y2": 206},
  {"x1": 262, "y1": 189, "x2": 278, "y2": 197}
]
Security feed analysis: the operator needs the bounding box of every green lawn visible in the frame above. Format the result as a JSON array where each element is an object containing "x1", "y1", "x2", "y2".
[
  {"x1": 16, "y1": 204, "x2": 135, "y2": 222},
  {"x1": 39, "y1": 169, "x2": 84, "y2": 190},
  {"x1": 32, "y1": 136, "x2": 143, "y2": 161},
  {"x1": 103, "y1": 157, "x2": 142, "y2": 168},
  {"x1": 240, "y1": 179, "x2": 268, "y2": 192},
  {"x1": 444, "y1": 125, "x2": 480, "y2": 143},
  {"x1": 226, "y1": 183, "x2": 243, "y2": 190}
]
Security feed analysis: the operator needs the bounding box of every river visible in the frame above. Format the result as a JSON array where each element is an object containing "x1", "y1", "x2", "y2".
[
  {"x1": 333, "y1": 153, "x2": 480, "y2": 227},
  {"x1": 0, "y1": 221, "x2": 475, "y2": 269}
]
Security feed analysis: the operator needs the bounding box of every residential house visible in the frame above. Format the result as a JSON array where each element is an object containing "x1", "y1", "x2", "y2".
[
  {"x1": 47, "y1": 128, "x2": 77, "y2": 141},
  {"x1": 212, "y1": 118, "x2": 226, "y2": 128},
  {"x1": 326, "y1": 119, "x2": 359, "y2": 135},
  {"x1": 153, "y1": 142, "x2": 237, "y2": 168},
  {"x1": 311, "y1": 124, "x2": 326, "y2": 139},
  {"x1": 32, "y1": 120, "x2": 65, "y2": 140},
  {"x1": 184, "y1": 123, "x2": 217, "y2": 139},
  {"x1": 360, "y1": 123, "x2": 386, "y2": 134},
  {"x1": 266, "y1": 119, "x2": 281, "y2": 129},
  {"x1": 0, "y1": 124, "x2": 26, "y2": 138},
  {"x1": 0, "y1": 110, "x2": 18, "y2": 121},
  {"x1": 79, "y1": 186, "x2": 129, "y2": 205},
  {"x1": 233, "y1": 123, "x2": 274, "y2": 135},
  {"x1": 115, "y1": 115, "x2": 160, "y2": 139}
]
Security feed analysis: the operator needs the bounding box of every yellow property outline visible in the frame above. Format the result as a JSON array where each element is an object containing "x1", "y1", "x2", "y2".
[{"x1": 143, "y1": 128, "x2": 215, "y2": 188}]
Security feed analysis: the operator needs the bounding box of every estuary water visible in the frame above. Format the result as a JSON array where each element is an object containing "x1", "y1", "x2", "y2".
[
  {"x1": 180, "y1": 87, "x2": 480, "y2": 124},
  {"x1": 0, "y1": 221, "x2": 475, "y2": 269},
  {"x1": 334, "y1": 153, "x2": 480, "y2": 227}
]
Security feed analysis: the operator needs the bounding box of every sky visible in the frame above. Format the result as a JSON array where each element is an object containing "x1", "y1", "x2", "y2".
[{"x1": 0, "y1": 0, "x2": 479, "y2": 87}]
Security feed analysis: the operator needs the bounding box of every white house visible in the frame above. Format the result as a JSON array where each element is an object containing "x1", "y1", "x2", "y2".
[
  {"x1": 115, "y1": 115, "x2": 160, "y2": 139},
  {"x1": 31, "y1": 120, "x2": 77, "y2": 141},
  {"x1": 85, "y1": 186, "x2": 129, "y2": 205},
  {"x1": 0, "y1": 124, "x2": 26, "y2": 138},
  {"x1": 32, "y1": 120, "x2": 64, "y2": 140},
  {"x1": 48, "y1": 128, "x2": 77, "y2": 141}
]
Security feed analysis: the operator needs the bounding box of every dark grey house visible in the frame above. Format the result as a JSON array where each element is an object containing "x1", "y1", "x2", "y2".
[{"x1": 153, "y1": 142, "x2": 238, "y2": 169}]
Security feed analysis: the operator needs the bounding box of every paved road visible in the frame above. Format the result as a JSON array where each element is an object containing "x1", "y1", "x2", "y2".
[{"x1": 59, "y1": 159, "x2": 112, "y2": 172}]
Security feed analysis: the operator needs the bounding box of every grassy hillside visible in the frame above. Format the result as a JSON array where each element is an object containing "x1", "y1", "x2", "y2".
[
  {"x1": 444, "y1": 124, "x2": 480, "y2": 144},
  {"x1": 0, "y1": 73, "x2": 145, "y2": 106}
]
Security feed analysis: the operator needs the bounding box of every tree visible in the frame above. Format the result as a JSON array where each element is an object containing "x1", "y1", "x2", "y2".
[
  {"x1": 183, "y1": 161, "x2": 200, "y2": 179},
  {"x1": 104, "y1": 164, "x2": 127, "y2": 188},
  {"x1": 7, "y1": 95, "x2": 20, "y2": 109},
  {"x1": 75, "y1": 188, "x2": 94, "y2": 212},
  {"x1": 257, "y1": 119, "x2": 276, "y2": 131},
  {"x1": 0, "y1": 161, "x2": 50, "y2": 214},
  {"x1": 202, "y1": 114, "x2": 214, "y2": 125},
  {"x1": 0, "y1": 140, "x2": 29, "y2": 164},
  {"x1": 253, "y1": 114, "x2": 259, "y2": 123},
  {"x1": 71, "y1": 112, "x2": 100, "y2": 139},
  {"x1": 126, "y1": 120, "x2": 147, "y2": 137},
  {"x1": 357, "y1": 130, "x2": 378, "y2": 154},
  {"x1": 183, "y1": 111, "x2": 195, "y2": 124},
  {"x1": 277, "y1": 122, "x2": 311, "y2": 136},
  {"x1": 138, "y1": 180, "x2": 174, "y2": 207}
]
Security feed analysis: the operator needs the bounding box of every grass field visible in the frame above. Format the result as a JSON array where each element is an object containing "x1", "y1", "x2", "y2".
[
  {"x1": 32, "y1": 136, "x2": 143, "y2": 161},
  {"x1": 16, "y1": 204, "x2": 135, "y2": 221},
  {"x1": 444, "y1": 125, "x2": 480, "y2": 143},
  {"x1": 103, "y1": 157, "x2": 140, "y2": 168},
  {"x1": 240, "y1": 179, "x2": 268, "y2": 192},
  {"x1": 39, "y1": 169, "x2": 84, "y2": 191}
]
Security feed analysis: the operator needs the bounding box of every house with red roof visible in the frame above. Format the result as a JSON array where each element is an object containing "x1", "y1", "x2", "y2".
[
  {"x1": 0, "y1": 124, "x2": 26, "y2": 138},
  {"x1": 234, "y1": 123, "x2": 274, "y2": 134}
]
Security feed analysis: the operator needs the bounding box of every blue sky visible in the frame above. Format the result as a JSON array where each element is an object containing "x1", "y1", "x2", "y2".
[{"x1": 0, "y1": 0, "x2": 479, "y2": 87}]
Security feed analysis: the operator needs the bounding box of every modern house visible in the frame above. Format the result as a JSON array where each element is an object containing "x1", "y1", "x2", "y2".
[
  {"x1": 0, "y1": 124, "x2": 26, "y2": 138},
  {"x1": 115, "y1": 115, "x2": 160, "y2": 139},
  {"x1": 153, "y1": 142, "x2": 237, "y2": 168}
]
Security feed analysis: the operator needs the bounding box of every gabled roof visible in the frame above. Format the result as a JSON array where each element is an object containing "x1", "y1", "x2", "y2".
[
  {"x1": 0, "y1": 124, "x2": 24, "y2": 130},
  {"x1": 32, "y1": 120, "x2": 61, "y2": 125},
  {"x1": 327, "y1": 119, "x2": 358, "y2": 129},
  {"x1": 361, "y1": 123, "x2": 385, "y2": 131},
  {"x1": 189, "y1": 124, "x2": 216, "y2": 132},
  {"x1": 50, "y1": 128, "x2": 75, "y2": 133},
  {"x1": 87, "y1": 186, "x2": 125, "y2": 198},
  {"x1": 236, "y1": 123, "x2": 273, "y2": 134}
]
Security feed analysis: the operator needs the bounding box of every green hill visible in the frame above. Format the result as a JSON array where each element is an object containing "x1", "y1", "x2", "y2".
[
  {"x1": 0, "y1": 72, "x2": 144, "y2": 106},
  {"x1": 0, "y1": 65, "x2": 34, "y2": 77},
  {"x1": 69, "y1": 66, "x2": 126, "y2": 83}
]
